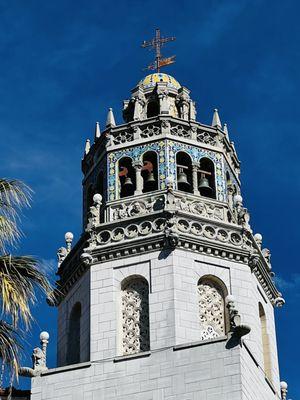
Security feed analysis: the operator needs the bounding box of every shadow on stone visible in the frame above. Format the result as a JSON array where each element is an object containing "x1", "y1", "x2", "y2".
[{"x1": 225, "y1": 334, "x2": 241, "y2": 349}]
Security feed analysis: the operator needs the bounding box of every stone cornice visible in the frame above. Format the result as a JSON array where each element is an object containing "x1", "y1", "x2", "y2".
[{"x1": 55, "y1": 209, "x2": 281, "y2": 306}]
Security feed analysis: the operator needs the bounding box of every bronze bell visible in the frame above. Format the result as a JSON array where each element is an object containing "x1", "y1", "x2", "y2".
[
  {"x1": 178, "y1": 168, "x2": 190, "y2": 188},
  {"x1": 124, "y1": 176, "x2": 133, "y2": 186},
  {"x1": 146, "y1": 171, "x2": 155, "y2": 183},
  {"x1": 198, "y1": 176, "x2": 213, "y2": 195}
]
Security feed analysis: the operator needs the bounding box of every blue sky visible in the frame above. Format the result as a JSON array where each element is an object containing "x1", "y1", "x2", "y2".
[{"x1": 0, "y1": 0, "x2": 299, "y2": 396}]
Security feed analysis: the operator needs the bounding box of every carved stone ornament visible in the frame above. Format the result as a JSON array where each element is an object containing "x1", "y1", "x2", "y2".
[
  {"x1": 57, "y1": 247, "x2": 67, "y2": 265},
  {"x1": 140, "y1": 124, "x2": 160, "y2": 139},
  {"x1": 226, "y1": 296, "x2": 251, "y2": 338},
  {"x1": 19, "y1": 332, "x2": 49, "y2": 377},
  {"x1": 113, "y1": 129, "x2": 134, "y2": 145},
  {"x1": 175, "y1": 198, "x2": 225, "y2": 222},
  {"x1": 80, "y1": 252, "x2": 94, "y2": 265},
  {"x1": 122, "y1": 279, "x2": 150, "y2": 355},
  {"x1": 273, "y1": 296, "x2": 285, "y2": 307},
  {"x1": 198, "y1": 281, "x2": 225, "y2": 340},
  {"x1": 87, "y1": 215, "x2": 243, "y2": 250},
  {"x1": 112, "y1": 197, "x2": 164, "y2": 221},
  {"x1": 248, "y1": 251, "x2": 260, "y2": 271},
  {"x1": 197, "y1": 130, "x2": 217, "y2": 146},
  {"x1": 164, "y1": 212, "x2": 179, "y2": 248}
]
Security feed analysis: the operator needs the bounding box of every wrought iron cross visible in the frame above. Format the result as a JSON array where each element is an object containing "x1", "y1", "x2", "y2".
[{"x1": 141, "y1": 29, "x2": 176, "y2": 73}]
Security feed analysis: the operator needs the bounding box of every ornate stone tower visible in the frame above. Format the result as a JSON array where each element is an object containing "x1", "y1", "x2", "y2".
[{"x1": 30, "y1": 65, "x2": 287, "y2": 399}]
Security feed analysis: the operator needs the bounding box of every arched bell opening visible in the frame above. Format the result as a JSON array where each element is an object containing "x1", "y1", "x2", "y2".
[
  {"x1": 226, "y1": 171, "x2": 231, "y2": 188},
  {"x1": 142, "y1": 151, "x2": 158, "y2": 193},
  {"x1": 119, "y1": 157, "x2": 136, "y2": 198},
  {"x1": 176, "y1": 152, "x2": 193, "y2": 193},
  {"x1": 198, "y1": 158, "x2": 216, "y2": 199},
  {"x1": 147, "y1": 100, "x2": 159, "y2": 118},
  {"x1": 96, "y1": 171, "x2": 104, "y2": 200},
  {"x1": 86, "y1": 184, "x2": 95, "y2": 210}
]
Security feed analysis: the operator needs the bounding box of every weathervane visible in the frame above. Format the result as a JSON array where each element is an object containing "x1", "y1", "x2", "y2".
[{"x1": 142, "y1": 29, "x2": 176, "y2": 73}]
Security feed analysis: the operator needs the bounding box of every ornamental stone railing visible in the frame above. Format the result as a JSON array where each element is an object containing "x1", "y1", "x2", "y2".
[
  {"x1": 105, "y1": 190, "x2": 234, "y2": 224},
  {"x1": 85, "y1": 211, "x2": 245, "y2": 253}
]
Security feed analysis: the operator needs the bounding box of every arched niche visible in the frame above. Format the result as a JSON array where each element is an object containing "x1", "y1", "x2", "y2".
[
  {"x1": 142, "y1": 151, "x2": 159, "y2": 193},
  {"x1": 67, "y1": 302, "x2": 81, "y2": 365},
  {"x1": 147, "y1": 100, "x2": 159, "y2": 118},
  {"x1": 121, "y1": 276, "x2": 150, "y2": 355},
  {"x1": 259, "y1": 303, "x2": 272, "y2": 380},
  {"x1": 176, "y1": 151, "x2": 193, "y2": 193},
  {"x1": 198, "y1": 157, "x2": 216, "y2": 199},
  {"x1": 123, "y1": 101, "x2": 134, "y2": 123},
  {"x1": 197, "y1": 275, "x2": 228, "y2": 340},
  {"x1": 118, "y1": 157, "x2": 136, "y2": 198}
]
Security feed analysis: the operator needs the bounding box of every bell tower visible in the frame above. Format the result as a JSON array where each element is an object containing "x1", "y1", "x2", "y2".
[{"x1": 30, "y1": 32, "x2": 288, "y2": 400}]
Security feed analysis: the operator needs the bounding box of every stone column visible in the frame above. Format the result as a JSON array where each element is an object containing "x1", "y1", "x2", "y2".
[
  {"x1": 133, "y1": 161, "x2": 143, "y2": 195},
  {"x1": 133, "y1": 97, "x2": 140, "y2": 120},
  {"x1": 181, "y1": 101, "x2": 189, "y2": 120},
  {"x1": 192, "y1": 162, "x2": 200, "y2": 196}
]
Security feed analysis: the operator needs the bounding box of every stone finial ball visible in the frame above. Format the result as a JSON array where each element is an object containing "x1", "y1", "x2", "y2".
[
  {"x1": 166, "y1": 176, "x2": 174, "y2": 185},
  {"x1": 40, "y1": 331, "x2": 50, "y2": 341},
  {"x1": 93, "y1": 193, "x2": 102, "y2": 205},
  {"x1": 234, "y1": 194, "x2": 243, "y2": 204},
  {"x1": 225, "y1": 294, "x2": 235, "y2": 304},
  {"x1": 280, "y1": 381, "x2": 288, "y2": 390},
  {"x1": 254, "y1": 233, "x2": 263, "y2": 241},
  {"x1": 65, "y1": 232, "x2": 74, "y2": 242}
]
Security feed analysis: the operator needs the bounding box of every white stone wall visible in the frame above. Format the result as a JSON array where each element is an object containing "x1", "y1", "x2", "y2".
[
  {"x1": 57, "y1": 270, "x2": 90, "y2": 366},
  {"x1": 32, "y1": 340, "x2": 243, "y2": 400},
  {"x1": 43, "y1": 248, "x2": 282, "y2": 399}
]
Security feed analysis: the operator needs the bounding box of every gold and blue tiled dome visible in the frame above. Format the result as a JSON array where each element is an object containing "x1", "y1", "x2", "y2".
[{"x1": 139, "y1": 73, "x2": 181, "y2": 90}]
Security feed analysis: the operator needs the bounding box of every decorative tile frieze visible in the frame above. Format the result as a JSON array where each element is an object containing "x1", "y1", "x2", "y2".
[{"x1": 108, "y1": 139, "x2": 227, "y2": 202}]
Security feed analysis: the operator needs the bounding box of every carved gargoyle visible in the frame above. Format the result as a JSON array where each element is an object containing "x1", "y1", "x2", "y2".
[
  {"x1": 226, "y1": 295, "x2": 251, "y2": 338},
  {"x1": 164, "y1": 212, "x2": 179, "y2": 248}
]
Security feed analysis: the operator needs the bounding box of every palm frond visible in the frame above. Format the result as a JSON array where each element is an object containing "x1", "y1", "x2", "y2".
[
  {"x1": 0, "y1": 255, "x2": 53, "y2": 328},
  {"x1": 0, "y1": 179, "x2": 32, "y2": 253},
  {"x1": 0, "y1": 217, "x2": 20, "y2": 253},
  {"x1": 0, "y1": 320, "x2": 21, "y2": 373},
  {"x1": 0, "y1": 179, "x2": 31, "y2": 211}
]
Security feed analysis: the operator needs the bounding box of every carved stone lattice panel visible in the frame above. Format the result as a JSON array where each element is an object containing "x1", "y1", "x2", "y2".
[
  {"x1": 113, "y1": 129, "x2": 134, "y2": 145},
  {"x1": 198, "y1": 281, "x2": 225, "y2": 340},
  {"x1": 140, "y1": 124, "x2": 161, "y2": 139},
  {"x1": 170, "y1": 124, "x2": 191, "y2": 139},
  {"x1": 122, "y1": 279, "x2": 150, "y2": 355},
  {"x1": 197, "y1": 130, "x2": 217, "y2": 146}
]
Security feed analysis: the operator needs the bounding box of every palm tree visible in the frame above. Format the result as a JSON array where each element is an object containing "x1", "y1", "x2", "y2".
[{"x1": 0, "y1": 178, "x2": 53, "y2": 380}]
